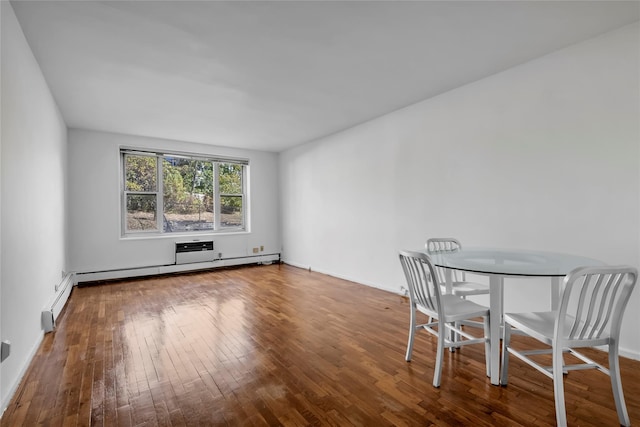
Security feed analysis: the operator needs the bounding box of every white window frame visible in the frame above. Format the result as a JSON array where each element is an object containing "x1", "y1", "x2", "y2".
[{"x1": 121, "y1": 148, "x2": 248, "y2": 236}]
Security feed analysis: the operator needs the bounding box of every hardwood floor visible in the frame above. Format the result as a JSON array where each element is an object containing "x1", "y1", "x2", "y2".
[{"x1": 2, "y1": 264, "x2": 639, "y2": 426}]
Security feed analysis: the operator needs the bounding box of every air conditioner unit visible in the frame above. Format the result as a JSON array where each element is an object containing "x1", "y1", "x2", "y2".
[{"x1": 175, "y1": 240, "x2": 215, "y2": 264}]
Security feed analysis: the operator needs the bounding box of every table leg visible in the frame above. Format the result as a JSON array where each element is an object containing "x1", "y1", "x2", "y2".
[
  {"x1": 444, "y1": 269, "x2": 453, "y2": 294},
  {"x1": 444, "y1": 269, "x2": 457, "y2": 348},
  {"x1": 551, "y1": 277, "x2": 561, "y2": 310},
  {"x1": 489, "y1": 274, "x2": 503, "y2": 385}
]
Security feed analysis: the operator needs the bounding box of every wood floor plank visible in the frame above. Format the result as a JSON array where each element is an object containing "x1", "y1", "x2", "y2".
[{"x1": 2, "y1": 263, "x2": 639, "y2": 426}]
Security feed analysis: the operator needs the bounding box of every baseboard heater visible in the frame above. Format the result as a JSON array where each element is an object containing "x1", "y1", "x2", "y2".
[
  {"x1": 42, "y1": 272, "x2": 75, "y2": 332},
  {"x1": 175, "y1": 240, "x2": 215, "y2": 264},
  {"x1": 75, "y1": 253, "x2": 281, "y2": 283}
]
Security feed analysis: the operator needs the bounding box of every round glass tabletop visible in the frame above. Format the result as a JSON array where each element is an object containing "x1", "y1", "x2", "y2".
[{"x1": 428, "y1": 247, "x2": 605, "y2": 277}]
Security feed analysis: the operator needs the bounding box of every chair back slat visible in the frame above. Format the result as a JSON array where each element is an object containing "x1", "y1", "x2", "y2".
[
  {"x1": 571, "y1": 274, "x2": 604, "y2": 339},
  {"x1": 583, "y1": 274, "x2": 608, "y2": 338},
  {"x1": 399, "y1": 250, "x2": 441, "y2": 315},
  {"x1": 559, "y1": 266, "x2": 637, "y2": 342},
  {"x1": 594, "y1": 273, "x2": 626, "y2": 338}
]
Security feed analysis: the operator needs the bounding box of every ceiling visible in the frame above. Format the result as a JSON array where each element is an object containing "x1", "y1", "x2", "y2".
[{"x1": 10, "y1": 1, "x2": 640, "y2": 152}]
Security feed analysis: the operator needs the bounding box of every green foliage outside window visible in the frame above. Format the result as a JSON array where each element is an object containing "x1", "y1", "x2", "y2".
[
  {"x1": 125, "y1": 155, "x2": 156, "y2": 192},
  {"x1": 163, "y1": 158, "x2": 213, "y2": 216}
]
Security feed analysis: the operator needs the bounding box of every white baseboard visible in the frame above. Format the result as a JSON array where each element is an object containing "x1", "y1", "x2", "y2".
[
  {"x1": 619, "y1": 347, "x2": 640, "y2": 361},
  {"x1": 75, "y1": 253, "x2": 280, "y2": 283},
  {"x1": 282, "y1": 259, "x2": 400, "y2": 295},
  {"x1": 1, "y1": 332, "x2": 44, "y2": 418}
]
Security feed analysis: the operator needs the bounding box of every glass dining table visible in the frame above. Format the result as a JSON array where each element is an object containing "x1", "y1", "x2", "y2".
[{"x1": 428, "y1": 247, "x2": 605, "y2": 385}]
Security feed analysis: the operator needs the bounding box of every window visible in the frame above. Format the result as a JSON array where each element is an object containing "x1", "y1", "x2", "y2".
[{"x1": 122, "y1": 149, "x2": 248, "y2": 235}]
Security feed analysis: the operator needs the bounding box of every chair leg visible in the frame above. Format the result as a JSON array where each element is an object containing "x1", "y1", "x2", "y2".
[
  {"x1": 449, "y1": 322, "x2": 457, "y2": 352},
  {"x1": 608, "y1": 344, "x2": 631, "y2": 426},
  {"x1": 500, "y1": 322, "x2": 511, "y2": 385},
  {"x1": 552, "y1": 344, "x2": 567, "y2": 427},
  {"x1": 483, "y1": 314, "x2": 491, "y2": 378},
  {"x1": 405, "y1": 305, "x2": 416, "y2": 362},
  {"x1": 452, "y1": 292, "x2": 467, "y2": 347},
  {"x1": 433, "y1": 326, "x2": 446, "y2": 387}
]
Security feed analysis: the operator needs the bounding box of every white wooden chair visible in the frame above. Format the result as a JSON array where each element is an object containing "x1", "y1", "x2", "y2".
[
  {"x1": 500, "y1": 265, "x2": 637, "y2": 427},
  {"x1": 399, "y1": 250, "x2": 490, "y2": 387},
  {"x1": 425, "y1": 238, "x2": 489, "y2": 298}
]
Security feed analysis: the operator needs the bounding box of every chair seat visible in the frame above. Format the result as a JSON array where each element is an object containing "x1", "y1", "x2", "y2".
[
  {"x1": 442, "y1": 281, "x2": 490, "y2": 297},
  {"x1": 504, "y1": 311, "x2": 558, "y2": 345},
  {"x1": 505, "y1": 311, "x2": 610, "y2": 348},
  {"x1": 419, "y1": 294, "x2": 488, "y2": 323}
]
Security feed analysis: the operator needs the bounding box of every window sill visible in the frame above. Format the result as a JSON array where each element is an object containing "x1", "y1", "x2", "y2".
[{"x1": 120, "y1": 230, "x2": 249, "y2": 241}]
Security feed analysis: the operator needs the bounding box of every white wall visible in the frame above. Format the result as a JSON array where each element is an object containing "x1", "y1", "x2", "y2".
[
  {"x1": 68, "y1": 129, "x2": 280, "y2": 275},
  {"x1": 1, "y1": 1, "x2": 68, "y2": 411},
  {"x1": 0, "y1": 0, "x2": 4, "y2": 404},
  {"x1": 279, "y1": 23, "x2": 640, "y2": 358}
]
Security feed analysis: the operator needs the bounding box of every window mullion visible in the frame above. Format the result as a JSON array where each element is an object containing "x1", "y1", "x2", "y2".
[
  {"x1": 241, "y1": 165, "x2": 246, "y2": 229},
  {"x1": 157, "y1": 156, "x2": 164, "y2": 232},
  {"x1": 214, "y1": 162, "x2": 220, "y2": 230}
]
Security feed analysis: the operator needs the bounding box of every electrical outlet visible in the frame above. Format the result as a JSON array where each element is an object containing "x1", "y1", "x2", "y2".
[
  {"x1": 252, "y1": 247, "x2": 259, "y2": 254},
  {"x1": 260, "y1": 245, "x2": 264, "y2": 252}
]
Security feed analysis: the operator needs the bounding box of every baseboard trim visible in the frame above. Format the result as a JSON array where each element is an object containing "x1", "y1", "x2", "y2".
[
  {"x1": 76, "y1": 253, "x2": 281, "y2": 283},
  {"x1": 282, "y1": 259, "x2": 400, "y2": 295},
  {"x1": 1, "y1": 332, "x2": 44, "y2": 418}
]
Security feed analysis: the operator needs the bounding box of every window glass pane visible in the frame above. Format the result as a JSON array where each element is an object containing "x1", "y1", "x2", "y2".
[
  {"x1": 162, "y1": 157, "x2": 214, "y2": 232},
  {"x1": 219, "y1": 163, "x2": 242, "y2": 194},
  {"x1": 220, "y1": 195, "x2": 243, "y2": 228},
  {"x1": 126, "y1": 194, "x2": 158, "y2": 231},
  {"x1": 125, "y1": 155, "x2": 157, "y2": 192}
]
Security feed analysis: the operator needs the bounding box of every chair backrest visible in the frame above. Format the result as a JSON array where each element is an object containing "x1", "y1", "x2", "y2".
[
  {"x1": 425, "y1": 238, "x2": 462, "y2": 253},
  {"x1": 558, "y1": 266, "x2": 637, "y2": 343},
  {"x1": 399, "y1": 250, "x2": 443, "y2": 316},
  {"x1": 425, "y1": 238, "x2": 465, "y2": 283}
]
